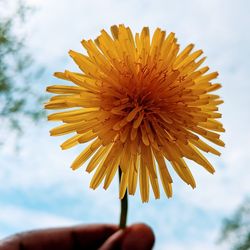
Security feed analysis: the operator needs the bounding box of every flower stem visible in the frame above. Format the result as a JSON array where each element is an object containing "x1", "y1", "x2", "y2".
[{"x1": 119, "y1": 167, "x2": 128, "y2": 229}]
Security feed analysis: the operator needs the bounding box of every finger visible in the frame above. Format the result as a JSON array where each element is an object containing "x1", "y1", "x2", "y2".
[
  {"x1": 98, "y1": 230, "x2": 124, "y2": 250},
  {"x1": 121, "y1": 223, "x2": 155, "y2": 250},
  {"x1": 0, "y1": 224, "x2": 118, "y2": 250},
  {"x1": 99, "y1": 223, "x2": 155, "y2": 250}
]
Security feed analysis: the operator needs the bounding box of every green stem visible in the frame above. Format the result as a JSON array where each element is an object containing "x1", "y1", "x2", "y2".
[{"x1": 119, "y1": 167, "x2": 128, "y2": 229}]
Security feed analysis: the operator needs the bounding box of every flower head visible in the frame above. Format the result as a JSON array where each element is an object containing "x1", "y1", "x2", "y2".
[{"x1": 45, "y1": 25, "x2": 224, "y2": 202}]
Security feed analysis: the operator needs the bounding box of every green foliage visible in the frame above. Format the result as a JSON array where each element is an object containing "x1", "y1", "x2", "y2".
[
  {"x1": 219, "y1": 198, "x2": 250, "y2": 250},
  {"x1": 0, "y1": 0, "x2": 45, "y2": 135}
]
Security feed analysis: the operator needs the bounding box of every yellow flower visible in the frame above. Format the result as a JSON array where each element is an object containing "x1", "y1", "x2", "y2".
[{"x1": 45, "y1": 25, "x2": 224, "y2": 202}]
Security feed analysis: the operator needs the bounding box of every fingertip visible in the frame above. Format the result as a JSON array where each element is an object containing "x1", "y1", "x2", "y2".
[
  {"x1": 99, "y1": 223, "x2": 155, "y2": 250},
  {"x1": 121, "y1": 223, "x2": 155, "y2": 250}
]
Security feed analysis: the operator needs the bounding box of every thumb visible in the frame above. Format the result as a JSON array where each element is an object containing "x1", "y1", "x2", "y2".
[{"x1": 99, "y1": 223, "x2": 155, "y2": 250}]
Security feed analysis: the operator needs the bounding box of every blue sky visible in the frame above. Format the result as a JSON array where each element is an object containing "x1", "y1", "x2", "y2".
[{"x1": 1, "y1": 0, "x2": 250, "y2": 249}]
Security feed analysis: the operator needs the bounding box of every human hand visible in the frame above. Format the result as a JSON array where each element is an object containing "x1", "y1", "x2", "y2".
[{"x1": 0, "y1": 223, "x2": 155, "y2": 250}]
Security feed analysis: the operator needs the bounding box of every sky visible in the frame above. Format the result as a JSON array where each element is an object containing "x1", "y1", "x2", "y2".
[{"x1": 1, "y1": 0, "x2": 250, "y2": 249}]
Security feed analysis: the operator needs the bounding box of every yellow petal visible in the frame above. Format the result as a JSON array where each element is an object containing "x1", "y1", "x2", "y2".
[
  {"x1": 86, "y1": 144, "x2": 112, "y2": 173},
  {"x1": 139, "y1": 151, "x2": 150, "y2": 203},
  {"x1": 71, "y1": 138, "x2": 101, "y2": 170}
]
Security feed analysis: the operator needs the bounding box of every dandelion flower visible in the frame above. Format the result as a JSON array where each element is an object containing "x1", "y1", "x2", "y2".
[{"x1": 45, "y1": 25, "x2": 224, "y2": 202}]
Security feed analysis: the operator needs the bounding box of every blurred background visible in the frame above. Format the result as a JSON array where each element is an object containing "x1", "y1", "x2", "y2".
[{"x1": 0, "y1": 0, "x2": 250, "y2": 249}]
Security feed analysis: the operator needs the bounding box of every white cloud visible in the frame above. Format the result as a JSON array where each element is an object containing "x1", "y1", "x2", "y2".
[
  {"x1": 0, "y1": 123, "x2": 120, "y2": 218},
  {"x1": 0, "y1": 204, "x2": 79, "y2": 237},
  {"x1": 159, "y1": 241, "x2": 227, "y2": 250}
]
